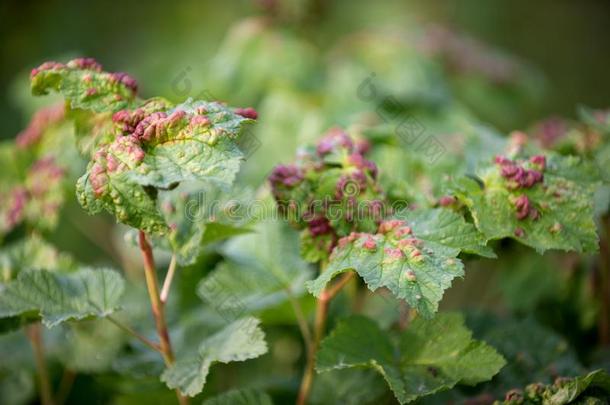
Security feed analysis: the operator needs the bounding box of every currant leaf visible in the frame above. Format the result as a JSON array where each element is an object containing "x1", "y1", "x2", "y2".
[
  {"x1": 199, "y1": 219, "x2": 312, "y2": 317},
  {"x1": 76, "y1": 99, "x2": 253, "y2": 234},
  {"x1": 451, "y1": 153, "x2": 599, "y2": 253},
  {"x1": 30, "y1": 58, "x2": 138, "y2": 112},
  {"x1": 494, "y1": 369, "x2": 610, "y2": 404},
  {"x1": 307, "y1": 209, "x2": 489, "y2": 318},
  {"x1": 161, "y1": 317, "x2": 267, "y2": 397},
  {"x1": 316, "y1": 314, "x2": 505, "y2": 404},
  {"x1": 0, "y1": 268, "x2": 125, "y2": 328},
  {"x1": 125, "y1": 100, "x2": 251, "y2": 190},
  {"x1": 395, "y1": 208, "x2": 495, "y2": 258}
]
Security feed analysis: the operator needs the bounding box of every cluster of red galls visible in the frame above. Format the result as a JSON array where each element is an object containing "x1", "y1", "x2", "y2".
[
  {"x1": 495, "y1": 154, "x2": 546, "y2": 223},
  {"x1": 269, "y1": 129, "x2": 386, "y2": 259}
]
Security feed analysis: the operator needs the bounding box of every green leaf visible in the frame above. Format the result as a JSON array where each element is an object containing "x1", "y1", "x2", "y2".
[
  {"x1": 0, "y1": 268, "x2": 125, "y2": 327},
  {"x1": 307, "y1": 213, "x2": 472, "y2": 318},
  {"x1": 199, "y1": 219, "x2": 313, "y2": 317},
  {"x1": 395, "y1": 208, "x2": 495, "y2": 258},
  {"x1": 156, "y1": 185, "x2": 255, "y2": 265},
  {"x1": 202, "y1": 389, "x2": 273, "y2": 405},
  {"x1": 310, "y1": 369, "x2": 389, "y2": 405},
  {"x1": 30, "y1": 58, "x2": 138, "y2": 112},
  {"x1": 161, "y1": 317, "x2": 267, "y2": 397},
  {"x1": 200, "y1": 222, "x2": 252, "y2": 246},
  {"x1": 316, "y1": 313, "x2": 505, "y2": 404},
  {"x1": 0, "y1": 235, "x2": 78, "y2": 332},
  {"x1": 452, "y1": 154, "x2": 599, "y2": 253}
]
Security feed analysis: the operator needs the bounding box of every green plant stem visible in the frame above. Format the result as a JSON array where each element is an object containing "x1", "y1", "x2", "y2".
[
  {"x1": 296, "y1": 271, "x2": 354, "y2": 405},
  {"x1": 160, "y1": 254, "x2": 178, "y2": 304},
  {"x1": 107, "y1": 316, "x2": 162, "y2": 352},
  {"x1": 26, "y1": 323, "x2": 55, "y2": 405},
  {"x1": 287, "y1": 292, "x2": 313, "y2": 352},
  {"x1": 138, "y1": 231, "x2": 189, "y2": 405}
]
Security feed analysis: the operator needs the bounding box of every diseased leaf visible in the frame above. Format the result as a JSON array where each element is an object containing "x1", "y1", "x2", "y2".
[
  {"x1": 77, "y1": 170, "x2": 167, "y2": 234},
  {"x1": 307, "y1": 214, "x2": 473, "y2": 318},
  {"x1": 395, "y1": 208, "x2": 495, "y2": 258},
  {"x1": 202, "y1": 389, "x2": 273, "y2": 405},
  {"x1": 0, "y1": 268, "x2": 125, "y2": 327},
  {"x1": 129, "y1": 136, "x2": 242, "y2": 189},
  {"x1": 494, "y1": 369, "x2": 610, "y2": 404},
  {"x1": 316, "y1": 313, "x2": 505, "y2": 404},
  {"x1": 30, "y1": 58, "x2": 138, "y2": 112},
  {"x1": 126, "y1": 100, "x2": 250, "y2": 190},
  {"x1": 451, "y1": 153, "x2": 599, "y2": 253},
  {"x1": 69, "y1": 109, "x2": 116, "y2": 157},
  {"x1": 30, "y1": 60, "x2": 255, "y2": 234},
  {"x1": 15, "y1": 103, "x2": 83, "y2": 175},
  {"x1": 268, "y1": 128, "x2": 385, "y2": 264},
  {"x1": 548, "y1": 370, "x2": 610, "y2": 404},
  {"x1": 76, "y1": 99, "x2": 253, "y2": 234},
  {"x1": 161, "y1": 317, "x2": 267, "y2": 397},
  {"x1": 0, "y1": 152, "x2": 71, "y2": 237}
]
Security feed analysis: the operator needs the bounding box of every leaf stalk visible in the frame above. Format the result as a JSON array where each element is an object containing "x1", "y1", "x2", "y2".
[
  {"x1": 138, "y1": 231, "x2": 189, "y2": 405},
  {"x1": 296, "y1": 269, "x2": 354, "y2": 405}
]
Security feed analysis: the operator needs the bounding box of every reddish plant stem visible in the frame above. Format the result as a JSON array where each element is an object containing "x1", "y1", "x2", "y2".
[
  {"x1": 138, "y1": 231, "x2": 188, "y2": 405},
  {"x1": 296, "y1": 271, "x2": 353, "y2": 405},
  {"x1": 26, "y1": 323, "x2": 55, "y2": 405}
]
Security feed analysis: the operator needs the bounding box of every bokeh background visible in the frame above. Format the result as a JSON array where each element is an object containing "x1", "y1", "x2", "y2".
[
  {"x1": 1, "y1": 1, "x2": 609, "y2": 404},
  {"x1": 2, "y1": 0, "x2": 610, "y2": 138}
]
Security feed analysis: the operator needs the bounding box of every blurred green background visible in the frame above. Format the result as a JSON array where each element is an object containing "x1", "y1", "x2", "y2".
[
  {"x1": 1, "y1": 2, "x2": 610, "y2": 404},
  {"x1": 1, "y1": 0, "x2": 610, "y2": 139}
]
